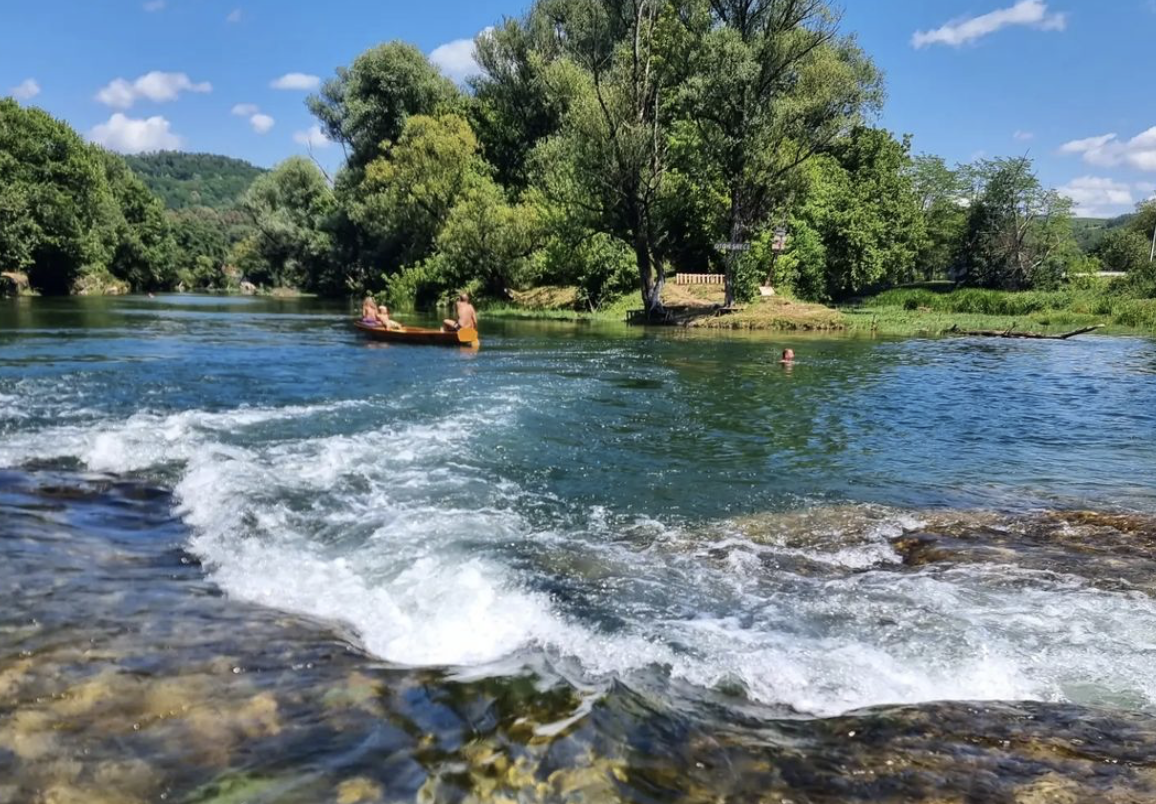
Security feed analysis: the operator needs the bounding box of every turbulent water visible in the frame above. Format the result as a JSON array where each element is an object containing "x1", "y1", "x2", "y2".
[{"x1": 3, "y1": 295, "x2": 1156, "y2": 803}]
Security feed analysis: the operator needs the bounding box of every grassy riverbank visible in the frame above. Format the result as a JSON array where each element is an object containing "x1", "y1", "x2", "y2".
[
  {"x1": 485, "y1": 282, "x2": 1156, "y2": 336},
  {"x1": 851, "y1": 286, "x2": 1156, "y2": 335}
]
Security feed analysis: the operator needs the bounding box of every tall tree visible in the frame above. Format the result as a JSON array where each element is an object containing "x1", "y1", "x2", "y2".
[
  {"x1": 957, "y1": 157, "x2": 1075, "y2": 290},
  {"x1": 776, "y1": 127, "x2": 923, "y2": 300},
  {"x1": 234, "y1": 157, "x2": 339, "y2": 292},
  {"x1": 470, "y1": 20, "x2": 584, "y2": 192},
  {"x1": 308, "y1": 42, "x2": 460, "y2": 172},
  {"x1": 348, "y1": 113, "x2": 490, "y2": 271},
  {"x1": 0, "y1": 99, "x2": 119, "y2": 294},
  {"x1": 535, "y1": 0, "x2": 673, "y2": 316},
  {"x1": 677, "y1": 0, "x2": 883, "y2": 305},
  {"x1": 910, "y1": 154, "x2": 966, "y2": 279},
  {"x1": 100, "y1": 151, "x2": 178, "y2": 291}
]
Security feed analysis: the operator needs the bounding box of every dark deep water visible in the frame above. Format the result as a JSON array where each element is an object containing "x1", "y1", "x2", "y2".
[{"x1": 3, "y1": 294, "x2": 1156, "y2": 803}]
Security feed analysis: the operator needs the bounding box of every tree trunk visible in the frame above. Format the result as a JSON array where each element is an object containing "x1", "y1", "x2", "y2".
[
  {"x1": 723, "y1": 195, "x2": 743, "y2": 308},
  {"x1": 634, "y1": 230, "x2": 663, "y2": 318}
]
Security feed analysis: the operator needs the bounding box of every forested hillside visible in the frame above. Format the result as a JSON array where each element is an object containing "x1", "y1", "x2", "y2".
[{"x1": 124, "y1": 152, "x2": 265, "y2": 210}]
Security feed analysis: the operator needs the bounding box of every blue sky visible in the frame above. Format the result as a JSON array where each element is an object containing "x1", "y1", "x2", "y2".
[{"x1": 3, "y1": 0, "x2": 1153, "y2": 217}]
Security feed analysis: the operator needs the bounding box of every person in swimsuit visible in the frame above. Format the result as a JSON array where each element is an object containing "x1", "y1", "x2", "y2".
[
  {"x1": 361, "y1": 296, "x2": 379, "y2": 324},
  {"x1": 443, "y1": 292, "x2": 478, "y2": 332},
  {"x1": 377, "y1": 305, "x2": 404, "y2": 331}
]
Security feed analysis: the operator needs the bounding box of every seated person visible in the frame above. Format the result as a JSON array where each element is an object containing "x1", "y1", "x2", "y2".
[
  {"x1": 361, "y1": 296, "x2": 379, "y2": 324},
  {"x1": 443, "y1": 292, "x2": 478, "y2": 332},
  {"x1": 376, "y1": 305, "x2": 404, "y2": 331}
]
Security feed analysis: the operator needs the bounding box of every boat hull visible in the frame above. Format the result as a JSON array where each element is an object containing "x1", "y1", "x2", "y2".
[{"x1": 353, "y1": 321, "x2": 480, "y2": 347}]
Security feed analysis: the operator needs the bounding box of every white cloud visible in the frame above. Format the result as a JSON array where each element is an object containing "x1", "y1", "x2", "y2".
[
  {"x1": 231, "y1": 103, "x2": 273, "y2": 134},
  {"x1": 271, "y1": 72, "x2": 320, "y2": 91},
  {"x1": 9, "y1": 78, "x2": 40, "y2": 100},
  {"x1": 1058, "y1": 176, "x2": 1134, "y2": 218},
  {"x1": 293, "y1": 124, "x2": 331, "y2": 149},
  {"x1": 90, "y1": 113, "x2": 182, "y2": 153},
  {"x1": 912, "y1": 1, "x2": 1067, "y2": 49},
  {"x1": 249, "y1": 113, "x2": 275, "y2": 134},
  {"x1": 143, "y1": 0, "x2": 165, "y2": 11},
  {"x1": 1013, "y1": 130, "x2": 1034, "y2": 141},
  {"x1": 429, "y1": 28, "x2": 493, "y2": 83},
  {"x1": 1060, "y1": 127, "x2": 1156, "y2": 172},
  {"x1": 226, "y1": 8, "x2": 242, "y2": 23},
  {"x1": 96, "y1": 71, "x2": 211, "y2": 109}
]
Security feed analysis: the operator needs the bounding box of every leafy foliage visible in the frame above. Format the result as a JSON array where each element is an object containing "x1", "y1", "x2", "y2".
[
  {"x1": 775, "y1": 128, "x2": 924, "y2": 301},
  {"x1": 308, "y1": 42, "x2": 459, "y2": 171},
  {"x1": 956, "y1": 157, "x2": 1074, "y2": 291},
  {"x1": 234, "y1": 157, "x2": 341, "y2": 293},
  {"x1": 0, "y1": 99, "x2": 172, "y2": 294}
]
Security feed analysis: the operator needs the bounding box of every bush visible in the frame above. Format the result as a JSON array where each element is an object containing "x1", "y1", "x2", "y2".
[{"x1": 1112, "y1": 299, "x2": 1156, "y2": 329}]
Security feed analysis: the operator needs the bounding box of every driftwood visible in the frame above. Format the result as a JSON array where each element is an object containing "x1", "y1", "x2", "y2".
[{"x1": 953, "y1": 323, "x2": 1104, "y2": 340}]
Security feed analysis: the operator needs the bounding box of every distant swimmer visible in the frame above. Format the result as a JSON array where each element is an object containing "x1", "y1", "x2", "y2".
[
  {"x1": 781, "y1": 348, "x2": 795, "y2": 364},
  {"x1": 443, "y1": 292, "x2": 478, "y2": 332},
  {"x1": 361, "y1": 296, "x2": 379, "y2": 324}
]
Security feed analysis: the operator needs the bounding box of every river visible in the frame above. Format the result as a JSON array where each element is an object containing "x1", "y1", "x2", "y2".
[{"x1": 3, "y1": 294, "x2": 1156, "y2": 803}]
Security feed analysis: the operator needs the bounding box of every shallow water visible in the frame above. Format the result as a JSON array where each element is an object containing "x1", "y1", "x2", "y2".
[{"x1": 3, "y1": 294, "x2": 1156, "y2": 802}]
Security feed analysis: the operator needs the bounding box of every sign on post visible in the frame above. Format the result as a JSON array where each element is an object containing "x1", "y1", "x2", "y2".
[{"x1": 714, "y1": 242, "x2": 751, "y2": 253}]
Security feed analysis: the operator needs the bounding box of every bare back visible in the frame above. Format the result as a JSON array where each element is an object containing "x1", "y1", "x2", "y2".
[{"x1": 456, "y1": 301, "x2": 478, "y2": 330}]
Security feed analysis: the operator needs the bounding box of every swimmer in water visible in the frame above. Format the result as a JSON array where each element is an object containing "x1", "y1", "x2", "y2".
[{"x1": 781, "y1": 348, "x2": 795, "y2": 364}]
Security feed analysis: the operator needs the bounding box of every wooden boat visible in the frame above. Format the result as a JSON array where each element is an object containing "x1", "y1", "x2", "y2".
[{"x1": 353, "y1": 320, "x2": 480, "y2": 347}]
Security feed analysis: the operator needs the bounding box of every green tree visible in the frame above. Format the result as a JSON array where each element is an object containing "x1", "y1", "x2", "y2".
[
  {"x1": 425, "y1": 178, "x2": 543, "y2": 299},
  {"x1": 470, "y1": 20, "x2": 585, "y2": 192},
  {"x1": 532, "y1": 0, "x2": 674, "y2": 316},
  {"x1": 957, "y1": 157, "x2": 1075, "y2": 290},
  {"x1": 777, "y1": 127, "x2": 924, "y2": 300},
  {"x1": 308, "y1": 42, "x2": 459, "y2": 171},
  {"x1": 911, "y1": 154, "x2": 967, "y2": 279},
  {"x1": 235, "y1": 157, "x2": 340, "y2": 292},
  {"x1": 348, "y1": 113, "x2": 490, "y2": 271},
  {"x1": 675, "y1": 0, "x2": 883, "y2": 305},
  {"x1": 1125, "y1": 199, "x2": 1156, "y2": 248},
  {"x1": 0, "y1": 99, "x2": 119, "y2": 293},
  {"x1": 100, "y1": 151, "x2": 178, "y2": 291},
  {"x1": 1094, "y1": 228, "x2": 1151, "y2": 273}
]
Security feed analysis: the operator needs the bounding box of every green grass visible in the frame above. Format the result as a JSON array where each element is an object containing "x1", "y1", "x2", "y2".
[
  {"x1": 855, "y1": 284, "x2": 1156, "y2": 335},
  {"x1": 481, "y1": 282, "x2": 1156, "y2": 336}
]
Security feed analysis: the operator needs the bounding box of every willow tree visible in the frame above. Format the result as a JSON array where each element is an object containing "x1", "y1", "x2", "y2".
[
  {"x1": 676, "y1": 0, "x2": 882, "y2": 305},
  {"x1": 534, "y1": 0, "x2": 674, "y2": 316}
]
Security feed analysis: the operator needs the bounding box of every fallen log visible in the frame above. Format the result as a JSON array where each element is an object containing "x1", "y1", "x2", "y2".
[{"x1": 960, "y1": 324, "x2": 1103, "y2": 340}]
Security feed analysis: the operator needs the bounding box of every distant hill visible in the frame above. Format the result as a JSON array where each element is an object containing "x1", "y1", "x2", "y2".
[
  {"x1": 1072, "y1": 213, "x2": 1134, "y2": 253},
  {"x1": 125, "y1": 151, "x2": 266, "y2": 210}
]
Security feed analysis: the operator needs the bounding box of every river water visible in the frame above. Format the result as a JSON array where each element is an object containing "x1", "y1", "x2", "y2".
[{"x1": 3, "y1": 295, "x2": 1156, "y2": 803}]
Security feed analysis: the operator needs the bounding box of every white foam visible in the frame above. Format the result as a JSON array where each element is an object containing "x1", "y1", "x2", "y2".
[{"x1": 6, "y1": 395, "x2": 1156, "y2": 717}]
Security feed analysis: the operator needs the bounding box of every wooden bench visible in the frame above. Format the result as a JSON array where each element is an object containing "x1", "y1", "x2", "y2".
[{"x1": 674, "y1": 273, "x2": 725, "y2": 285}]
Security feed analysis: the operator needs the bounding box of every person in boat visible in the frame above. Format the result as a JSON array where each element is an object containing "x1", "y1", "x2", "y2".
[
  {"x1": 377, "y1": 305, "x2": 404, "y2": 331},
  {"x1": 443, "y1": 292, "x2": 478, "y2": 332},
  {"x1": 361, "y1": 296, "x2": 379, "y2": 324}
]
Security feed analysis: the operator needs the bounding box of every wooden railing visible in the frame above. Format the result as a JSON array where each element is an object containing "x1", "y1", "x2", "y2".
[{"x1": 674, "y1": 273, "x2": 725, "y2": 285}]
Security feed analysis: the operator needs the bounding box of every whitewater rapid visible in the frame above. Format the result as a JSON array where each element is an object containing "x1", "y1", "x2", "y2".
[{"x1": 4, "y1": 386, "x2": 1156, "y2": 719}]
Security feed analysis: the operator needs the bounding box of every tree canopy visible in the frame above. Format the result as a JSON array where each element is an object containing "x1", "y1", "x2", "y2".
[{"x1": 4, "y1": 2, "x2": 1151, "y2": 307}]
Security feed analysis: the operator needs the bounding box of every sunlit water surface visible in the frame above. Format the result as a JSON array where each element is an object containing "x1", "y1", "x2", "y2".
[{"x1": 3, "y1": 295, "x2": 1156, "y2": 803}]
